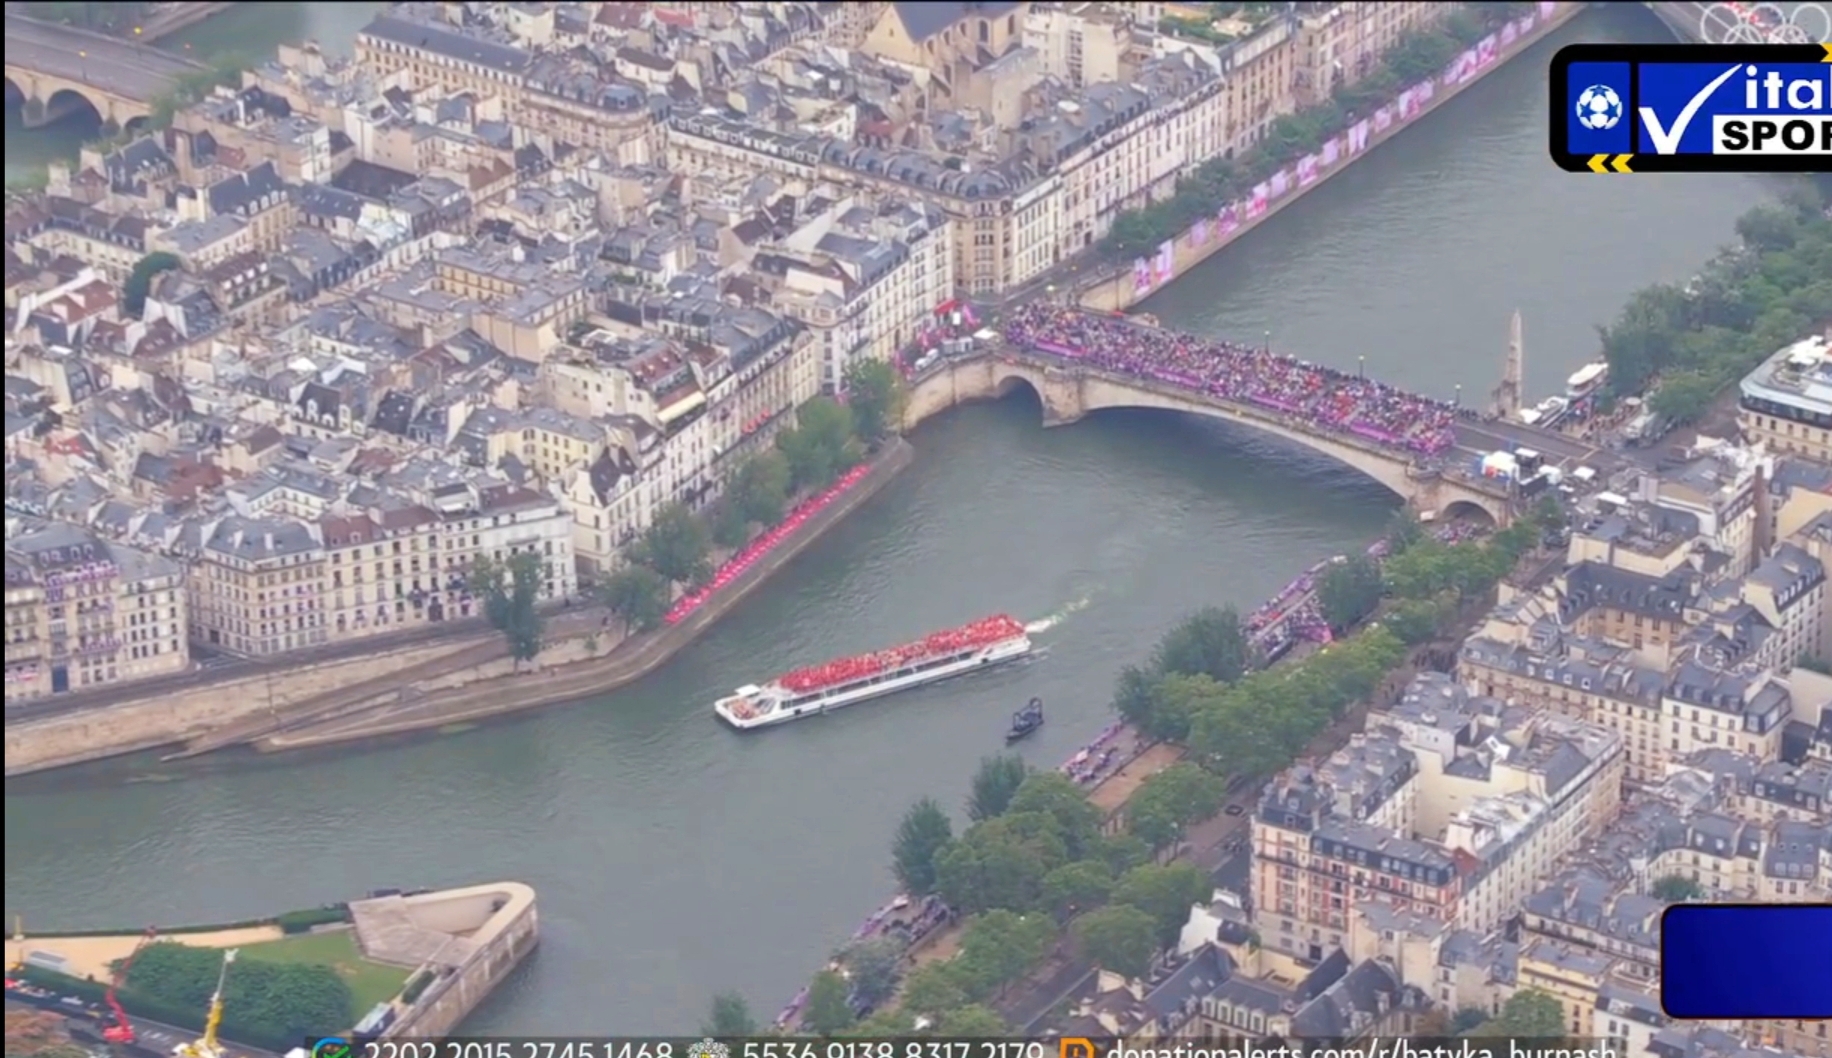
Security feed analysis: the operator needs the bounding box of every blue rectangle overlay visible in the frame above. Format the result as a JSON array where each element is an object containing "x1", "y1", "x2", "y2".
[
  {"x1": 1566, "y1": 61, "x2": 1632, "y2": 156},
  {"x1": 1636, "y1": 61, "x2": 1832, "y2": 156},
  {"x1": 1661, "y1": 903, "x2": 1832, "y2": 1019}
]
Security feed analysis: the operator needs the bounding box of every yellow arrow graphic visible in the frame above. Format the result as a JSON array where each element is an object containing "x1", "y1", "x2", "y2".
[
  {"x1": 1821, "y1": 43, "x2": 1831, "y2": 62},
  {"x1": 1610, "y1": 154, "x2": 1634, "y2": 173},
  {"x1": 1588, "y1": 154, "x2": 1610, "y2": 173}
]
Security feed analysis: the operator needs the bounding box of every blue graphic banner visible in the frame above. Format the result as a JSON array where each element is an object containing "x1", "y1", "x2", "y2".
[
  {"x1": 1661, "y1": 903, "x2": 1832, "y2": 1019},
  {"x1": 1549, "y1": 43, "x2": 1831, "y2": 173}
]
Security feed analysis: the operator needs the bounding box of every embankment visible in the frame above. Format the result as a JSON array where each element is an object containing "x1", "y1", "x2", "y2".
[
  {"x1": 1077, "y1": 0, "x2": 1585, "y2": 313},
  {"x1": 259, "y1": 440, "x2": 917, "y2": 751},
  {"x1": 3, "y1": 634, "x2": 487, "y2": 776}
]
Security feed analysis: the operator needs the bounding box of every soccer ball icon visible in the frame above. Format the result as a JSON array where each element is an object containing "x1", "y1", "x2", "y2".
[{"x1": 1575, "y1": 84, "x2": 1623, "y2": 131}]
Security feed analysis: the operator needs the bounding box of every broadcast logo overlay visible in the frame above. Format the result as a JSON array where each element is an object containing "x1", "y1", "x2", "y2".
[{"x1": 1549, "y1": 42, "x2": 1832, "y2": 173}]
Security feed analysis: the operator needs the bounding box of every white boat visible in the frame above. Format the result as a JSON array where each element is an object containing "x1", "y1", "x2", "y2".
[
  {"x1": 1566, "y1": 361, "x2": 1609, "y2": 401},
  {"x1": 714, "y1": 614, "x2": 1033, "y2": 730}
]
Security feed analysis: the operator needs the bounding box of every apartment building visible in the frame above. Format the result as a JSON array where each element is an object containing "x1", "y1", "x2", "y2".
[
  {"x1": 433, "y1": 246, "x2": 590, "y2": 361},
  {"x1": 4, "y1": 518, "x2": 189, "y2": 699},
  {"x1": 1024, "y1": 3, "x2": 1132, "y2": 89},
  {"x1": 1739, "y1": 335, "x2": 1832, "y2": 464},
  {"x1": 1291, "y1": 2, "x2": 1448, "y2": 106},
  {"x1": 756, "y1": 196, "x2": 955, "y2": 390},
  {"x1": 320, "y1": 505, "x2": 446, "y2": 638},
  {"x1": 183, "y1": 514, "x2": 329, "y2": 656}
]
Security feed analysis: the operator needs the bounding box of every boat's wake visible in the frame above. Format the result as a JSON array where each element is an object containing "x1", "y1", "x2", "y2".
[{"x1": 1026, "y1": 596, "x2": 1090, "y2": 635}]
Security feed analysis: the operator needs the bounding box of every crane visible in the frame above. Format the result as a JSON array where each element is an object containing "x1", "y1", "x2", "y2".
[
  {"x1": 172, "y1": 948, "x2": 237, "y2": 1058},
  {"x1": 104, "y1": 928, "x2": 160, "y2": 1045}
]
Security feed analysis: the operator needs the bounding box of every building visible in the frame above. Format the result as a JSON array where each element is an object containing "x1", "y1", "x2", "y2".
[
  {"x1": 4, "y1": 518, "x2": 189, "y2": 699},
  {"x1": 1739, "y1": 336, "x2": 1832, "y2": 464}
]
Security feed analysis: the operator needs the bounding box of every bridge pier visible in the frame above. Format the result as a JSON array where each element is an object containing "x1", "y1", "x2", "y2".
[{"x1": 12, "y1": 90, "x2": 97, "y2": 128}]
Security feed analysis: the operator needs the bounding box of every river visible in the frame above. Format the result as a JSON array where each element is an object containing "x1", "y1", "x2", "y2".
[{"x1": 2, "y1": 2, "x2": 1777, "y2": 1037}]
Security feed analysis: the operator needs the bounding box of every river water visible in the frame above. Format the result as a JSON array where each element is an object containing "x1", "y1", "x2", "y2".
[{"x1": 2, "y1": 3, "x2": 1776, "y2": 1037}]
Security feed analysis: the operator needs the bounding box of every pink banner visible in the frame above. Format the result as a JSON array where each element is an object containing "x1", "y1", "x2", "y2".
[
  {"x1": 1538, "y1": 0, "x2": 1555, "y2": 17},
  {"x1": 1477, "y1": 33, "x2": 1498, "y2": 67},
  {"x1": 1132, "y1": 258, "x2": 1152, "y2": 296},
  {"x1": 1396, "y1": 89, "x2": 1416, "y2": 120},
  {"x1": 1268, "y1": 169, "x2": 1291, "y2": 200},
  {"x1": 1321, "y1": 137, "x2": 1341, "y2": 168},
  {"x1": 1248, "y1": 184, "x2": 1270, "y2": 217},
  {"x1": 1500, "y1": 21, "x2": 1518, "y2": 47},
  {"x1": 1517, "y1": 13, "x2": 1537, "y2": 35},
  {"x1": 1192, "y1": 218, "x2": 1211, "y2": 246},
  {"x1": 1347, "y1": 119, "x2": 1370, "y2": 155},
  {"x1": 1443, "y1": 49, "x2": 1477, "y2": 87},
  {"x1": 1374, "y1": 106, "x2": 1394, "y2": 133},
  {"x1": 1217, "y1": 203, "x2": 1240, "y2": 236},
  {"x1": 1297, "y1": 154, "x2": 1319, "y2": 187},
  {"x1": 1153, "y1": 240, "x2": 1174, "y2": 284},
  {"x1": 1415, "y1": 79, "x2": 1436, "y2": 105}
]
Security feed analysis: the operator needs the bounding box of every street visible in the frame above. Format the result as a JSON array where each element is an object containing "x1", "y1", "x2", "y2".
[{"x1": 3, "y1": 12, "x2": 204, "y2": 101}]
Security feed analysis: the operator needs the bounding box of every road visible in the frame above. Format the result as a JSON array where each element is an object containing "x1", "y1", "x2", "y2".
[
  {"x1": 3, "y1": 13, "x2": 204, "y2": 102},
  {"x1": 1645, "y1": 1, "x2": 1829, "y2": 43}
]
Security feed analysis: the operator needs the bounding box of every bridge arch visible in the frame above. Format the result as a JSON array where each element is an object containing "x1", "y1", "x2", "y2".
[
  {"x1": 986, "y1": 362, "x2": 1510, "y2": 525},
  {"x1": 1441, "y1": 500, "x2": 1498, "y2": 527},
  {"x1": 45, "y1": 86, "x2": 107, "y2": 125}
]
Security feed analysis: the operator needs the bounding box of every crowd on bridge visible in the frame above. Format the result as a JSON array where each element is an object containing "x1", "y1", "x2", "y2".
[{"x1": 1003, "y1": 306, "x2": 1459, "y2": 457}]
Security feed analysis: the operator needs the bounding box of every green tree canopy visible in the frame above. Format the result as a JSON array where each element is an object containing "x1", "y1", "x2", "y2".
[
  {"x1": 1318, "y1": 555, "x2": 1384, "y2": 631},
  {"x1": 598, "y1": 563, "x2": 670, "y2": 633},
  {"x1": 1648, "y1": 372, "x2": 1718, "y2": 427},
  {"x1": 1039, "y1": 859, "x2": 1115, "y2": 919},
  {"x1": 1070, "y1": 904, "x2": 1159, "y2": 980},
  {"x1": 778, "y1": 396, "x2": 858, "y2": 491},
  {"x1": 1651, "y1": 874, "x2": 1704, "y2": 902},
  {"x1": 469, "y1": 551, "x2": 545, "y2": 664},
  {"x1": 1480, "y1": 988, "x2": 1567, "y2": 1039},
  {"x1": 702, "y1": 991, "x2": 758, "y2": 1035},
  {"x1": 1153, "y1": 606, "x2": 1253, "y2": 684},
  {"x1": 954, "y1": 909, "x2": 1054, "y2": 999},
  {"x1": 123, "y1": 251, "x2": 182, "y2": 316},
  {"x1": 891, "y1": 797, "x2": 954, "y2": 896},
  {"x1": 899, "y1": 962, "x2": 970, "y2": 1020},
  {"x1": 844, "y1": 359, "x2": 907, "y2": 446},
  {"x1": 840, "y1": 937, "x2": 905, "y2": 1010},
  {"x1": 124, "y1": 942, "x2": 354, "y2": 1050},
  {"x1": 1125, "y1": 761, "x2": 1227, "y2": 850},
  {"x1": 934, "y1": 811, "x2": 1069, "y2": 914},
  {"x1": 802, "y1": 969, "x2": 855, "y2": 1034},
  {"x1": 936, "y1": 1005, "x2": 1008, "y2": 1036},
  {"x1": 730, "y1": 450, "x2": 793, "y2": 527},
  {"x1": 967, "y1": 754, "x2": 1031, "y2": 822},
  {"x1": 1111, "y1": 862, "x2": 1214, "y2": 946},
  {"x1": 1004, "y1": 771, "x2": 1104, "y2": 860},
  {"x1": 634, "y1": 502, "x2": 711, "y2": 586}
]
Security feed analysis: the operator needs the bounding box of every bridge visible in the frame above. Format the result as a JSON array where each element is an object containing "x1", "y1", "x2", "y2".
[
  {"x1": 3, "y1": 12, "x2": 205, "y2": 130},
  {"x1": 1642, "y1": 1, "x2": 1831, "y2": 43},
  {"x1": 906, "y1": 333, "x2": 1638, "y2": 528}
]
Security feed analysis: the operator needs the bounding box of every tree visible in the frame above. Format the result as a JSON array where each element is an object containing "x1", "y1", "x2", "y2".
[
  {"x1": 1450, "y1": 1007, "x2": 1491, "y2": 1035},
  {"x1": 702, "y1": 991, "x2": 758, "y2": 1035},
  {"x1": 900, "y1": 962, "x2": 969, "y2": 1019},
  {"x1": 1153, "y1": 607, "x2": 1252, "y2": 685},
  {"x1": 778, "y1": 396, "x2": 858, "y2": 491},
  {"x1": 1039, "y1": 860, "x2": 1114, "y2": 919},
  {"x1": 1110, "y1": 664, "x2": 1164, "y2": 734},
  {"x1": 731, "y1": 450, "x2": 792, "y2": 527},
  {"x1": 1649, "y1": 372, "x2": 1717, "y2": 426},
  {"x1": 937, "y1": 1005, "x2": 1008, "y2": 1036},
  {"x1": 1112, "y1": 862, "x2": 1213, "y2": 946},
  {"x1": 1004, "y1": 772, "x2": 1104, "y2": 860},
  {"x1": 597, "y1": 564, "x2": 670, "y2": 633},
  {"x1": 1384, "y1": 598, "x2": 1443, "y2": 646},
  {"x1": 844, "y1": 359, "x2": 907, "y2": 446},
  {"x1": 636, "y1": 502, "x2": 712, "y2": 586},
  {"x1": 841, "y1": 937, "x2": 905, "y2": 1010},
  {"x1": 124, "y1": 941, "x2": 354, "y2": 1049},
  {"x1": 954, "y1": 909, "x2": 1054, "y2": 999},
  {"x1": 470, "y1": 552, "x2": 545, "y2": 666},
  {"x1": 1651, "y1": 874, "x2": 1704, "y2": 902},
  {"x1": 1318, "y1": 555, "x2": 1384, "y2": 631},
  {"x1": 802, "y1": 970, "x2": 856, "y2": 1034},
  {"x1": 1386, "y1": 510, "x2": 1426, "y2": 555},
  {"x1": 710, "y1": 500, "x2": 750, "y2": 549},
  {"x1": 1071, "y1": 905, "x2": 1159, "y2": 980},
  {"x1": 934, "y1": 812, "x2": 1068, "y2": 914},
  {"x1": 123, "y1": 251, "x2": 182, "y2": 316},
  {"x1": 1125, "y1": 762, "x2": 1227, "y2": 850},
  {"x1": 891, "y1": 797, "x2": 954, "y2": 896},
  {"x1": 1481, "y1": 989, "x2": 1567, "y2": 1039},
  {"x1": 967, "y1": 754, "x2": 1030, "y2": 822}
]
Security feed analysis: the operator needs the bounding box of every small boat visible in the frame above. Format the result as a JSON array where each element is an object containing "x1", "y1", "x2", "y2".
[{"x1": 1006, "y1": 697, "x2": 1045, "y2": 743}]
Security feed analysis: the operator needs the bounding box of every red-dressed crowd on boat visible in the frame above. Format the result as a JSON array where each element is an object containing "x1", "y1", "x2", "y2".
[{"x1": 777, "y1": 614, "x2": 1027, "y2": 695}]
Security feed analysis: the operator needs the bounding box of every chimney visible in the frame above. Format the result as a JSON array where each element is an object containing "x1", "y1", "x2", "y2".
[{"x1": 1751, "y1": 462, "x2": 1772, "y2": 560}]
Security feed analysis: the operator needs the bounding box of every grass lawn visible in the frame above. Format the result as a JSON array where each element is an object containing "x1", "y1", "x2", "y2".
[{"x1": 235, "y1": 929, "x2": 410, "y2": 1013}]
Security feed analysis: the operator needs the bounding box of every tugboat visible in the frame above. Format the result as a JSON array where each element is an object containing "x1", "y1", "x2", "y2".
[{"x1": 1006, "y1": 698, "x2": 1044, "y2": 743}]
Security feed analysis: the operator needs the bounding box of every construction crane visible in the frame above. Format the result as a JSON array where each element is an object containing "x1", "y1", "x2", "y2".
[
  {"x1": 172, "y1": 948, "x2": 237, "y2": 1058},
  {"x1": 103, "y1": 928, "x2": 160, "y2": 1045}
]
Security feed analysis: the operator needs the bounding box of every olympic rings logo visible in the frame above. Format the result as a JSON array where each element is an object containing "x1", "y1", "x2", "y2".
[{"x1": 1696, "y1": 1, "x2": 1832, "y2": 44}]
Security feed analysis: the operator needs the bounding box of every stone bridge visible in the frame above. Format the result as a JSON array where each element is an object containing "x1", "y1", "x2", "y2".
[
  {"x1": 1641, "y1": 1, "x2": 1831, "y2": 43},
  {"x1": 4, "y1": 13, "x2": 205, "y2": 130},
  {"x1": 906, "y1": 349, "x2": 1520, "y2": 525}
]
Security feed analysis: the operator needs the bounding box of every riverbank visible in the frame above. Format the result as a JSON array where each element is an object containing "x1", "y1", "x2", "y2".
[
  {"x1": 1076, "y1": 0, "x2": 1585, "y2": 313},
  {"x1": 7, "y1": 880, "x2": 538, "y2": 1044},
  {"x1": 2, "y1": 440, "x2": 914, "y2": 774},
  {"x1": 257, "y1": 440, "x2": 916, "y2": 752}
]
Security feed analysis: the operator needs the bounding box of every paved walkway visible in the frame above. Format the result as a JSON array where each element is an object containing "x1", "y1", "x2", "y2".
[{"x1": 6, "y1": 925, "x2": 281, "y2": 981}]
